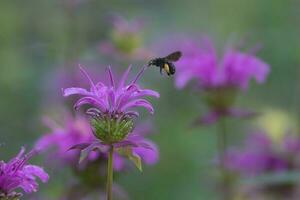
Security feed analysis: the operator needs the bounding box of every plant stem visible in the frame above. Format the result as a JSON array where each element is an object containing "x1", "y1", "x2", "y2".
[
  {"x1": 217, "y1": 117, "x2": 230, "y2": 200},
  {"x1": 107, "y1": 145, "x2": 114, "y2": 200}
]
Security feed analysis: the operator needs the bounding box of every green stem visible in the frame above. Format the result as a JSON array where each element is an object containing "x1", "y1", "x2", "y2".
[
  {"x1": 107, "y1": 145, "x2": 114, "y2": 200},
  {"x1": 217, "y1": 117, "x2": 231, "y2": 200}
]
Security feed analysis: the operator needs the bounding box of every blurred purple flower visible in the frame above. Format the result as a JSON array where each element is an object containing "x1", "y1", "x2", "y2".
[
  {"x1": 224, "y1": 132, "x2": 300, "y2": 200},
  {"x1": 99, "y1": 15, "x2": 152, "y2": 61},
  {"x1": 175, "y1": 37, "x2": 270, "y2": 90},
  {"x1": 0, "y1": 148, "x2": 49, "y2": 198},
  {"x1": 35, "y1": 114, "x2": 159, "y2": 171},
  {"x1": 35, "y1": 114, "x2": 96, "y2": 167},
  {"x1": 170, "y1": 37, "x2": 269, "y2": 125},
  {"x1": 224, "y1": 132, "x2": 288, "y2": 177}
]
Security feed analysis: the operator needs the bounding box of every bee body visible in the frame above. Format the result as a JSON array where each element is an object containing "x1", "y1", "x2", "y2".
[{"x1": 148, "y1": 51, "x2": 182, "y2": 76}]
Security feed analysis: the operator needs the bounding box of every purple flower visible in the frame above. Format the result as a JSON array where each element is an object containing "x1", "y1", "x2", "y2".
[
  {"x1": 35, "y1": 114, "x2": 96, "y2": 166},
  {"x1": 99, "y1": 15, "x2": 152, "y2": 61},
  {"x1": 0, "y1": 148, "x2": 49, "y2": 198},
  {"x1": 63, "y1": 65, "x2": 159, "y2": 171},
  {"x1": 224, "y1": 132, "x2": 288, "y2": 177},
  {"x1": 171, "y1": 37, "x2": 269, "y2": 125},
  {"x1": 63, "y1": 66, "x2": 159, "y2": 119},
  {"x1": 174, "y1": 37, "x2": 270, "y2": 90}
]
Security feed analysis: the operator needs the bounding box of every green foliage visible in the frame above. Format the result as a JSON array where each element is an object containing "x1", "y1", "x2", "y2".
[
  {"x1": 118, "y1": 147, "x2": 143, "y2": 172},
  {"x1": 0, "y1": 192, "x2": 22, "y2": 200},
  {"x1": 91, "y1": 117, "x2": 134, "y2": 144}
]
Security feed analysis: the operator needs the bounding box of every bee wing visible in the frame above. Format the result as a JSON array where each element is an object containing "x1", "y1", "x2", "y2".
[{"x1": 164, "y1": 51, "x2": 182, "y2": 62}]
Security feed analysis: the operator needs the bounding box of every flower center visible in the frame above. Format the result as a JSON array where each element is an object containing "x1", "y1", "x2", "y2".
[{"x1": 90, "y1": 114, "x2": 134, "y2": 144}]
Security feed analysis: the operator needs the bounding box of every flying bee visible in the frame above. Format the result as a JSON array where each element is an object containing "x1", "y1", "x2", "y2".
[{"x1": 148, "y1": 51, "x2": 182, "y2": 76}]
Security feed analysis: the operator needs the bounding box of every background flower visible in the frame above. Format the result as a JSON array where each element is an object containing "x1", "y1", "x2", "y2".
[
  {"x1": 174, "y1": 37, "x2": 270, "y2": 91},
  {"x1": 99, "y1": 15, "x2": 152, "y2": 61},
  {"x1": 35, "y1": 113, "x2": 96, "y2": 167},
  {"x1": 36, "y1": 113, "x2": 159, "y2": 171},
  {"x1": 224, "y1": 131, "x2": 300, "y2": 199}
]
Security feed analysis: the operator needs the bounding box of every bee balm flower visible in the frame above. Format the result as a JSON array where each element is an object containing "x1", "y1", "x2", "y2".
[
  {"x1": 0, "y1": 148, "x2": 49, "y2": 200},
  {"x1": 174, "y1": 37, "x2": 270, "y2": 125},
  {"x1": 63, "y1": 65, "x2": 159, "y2": 170},
  {"x1": 175, "y1": 37, "x2": 269, "y2": 90}
]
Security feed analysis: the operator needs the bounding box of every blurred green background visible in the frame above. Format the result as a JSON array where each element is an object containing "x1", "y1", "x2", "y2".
[{"x1": 1, "y1": 0, "x2": 300, "y2": 199}]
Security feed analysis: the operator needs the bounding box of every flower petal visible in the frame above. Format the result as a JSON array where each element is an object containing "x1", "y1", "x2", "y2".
[
  {"x1": 78, "y1": 142, "x2": 107, "y2": 163},
  {"x1": 63, "y1": 87, "x2": 91, "y2": 97},
  {"x1": 121, "y1": 99, "x2": 154, "y2": 114},
  {"x1": 68, "y1": 143, "x2": 92, "y2": 151},
  {"x1": 107, "y1": 66, "x2": 115, "y2": 87},
  {"x1": 130, "y1": 65, "x2": 147, "y2": 85},
  {"x1": 133, "y1": 140, "x2": 159, "y2": 165},
  {"x1": 23, "y1": 165, "x2": 49, "y2": 183},
  {"x1": 118, "y1": 65, "x2": 132, "y2": 91},
  {"x1": 132, "y1": 89, "x2": 160, "y2": 98},
  {"x1": 79, "y1": 66, "x2": 96, "y2": 91},
  {"x1": 74, "y1": 97, "x2": 107, "y2": 112}
]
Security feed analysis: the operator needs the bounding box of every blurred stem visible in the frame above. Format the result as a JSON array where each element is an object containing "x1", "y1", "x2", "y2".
[
  {"x1": 107, "y1": 145, "x2": 114, "y2": 200},
  {"x1": 217, "y1": 117, "x2": 231, "y2": 200}
]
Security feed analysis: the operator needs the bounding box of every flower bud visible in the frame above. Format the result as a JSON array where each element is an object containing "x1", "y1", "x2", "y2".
[{"x1": 111, "y1": 31, "x2": 142, "y2": 54}]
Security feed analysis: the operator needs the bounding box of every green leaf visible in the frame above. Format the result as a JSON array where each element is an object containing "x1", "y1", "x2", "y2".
[
  {"x1": 118, "y1": 147, "x2": 143, "y2": 172},
  {"x1": 79, "y1": 149, "x2": 89, "y2": 163}
]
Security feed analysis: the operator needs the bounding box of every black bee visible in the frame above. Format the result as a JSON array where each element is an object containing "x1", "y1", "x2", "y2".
[{"x1": 148, "y1": 51, "x2": 182, "y2": 76}]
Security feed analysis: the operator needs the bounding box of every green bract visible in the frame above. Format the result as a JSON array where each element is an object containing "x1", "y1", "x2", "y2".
[
  {"x1": 0, "y1": 192, "x2": 22, "y2": 200},
  {"x1": 91, "y1": 116, "x2": 134, "y2": 144}
]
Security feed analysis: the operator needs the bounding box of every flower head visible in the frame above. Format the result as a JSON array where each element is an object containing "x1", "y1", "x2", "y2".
[
  {"x1": 0, "y1": 148, "x2": 49, "y2": 199},
  {"x1": 63, "y1": 66, "x2": 159, "y2": 142},
  {"x1": 175, "y1": 37, "x2": 270, "y2": 90},
  {"x1": 225, "y1": 131, "x2": 300, "y2": 200},
  {"x1": 63, "y1": 66, "x2": 158, "y2": 118},
  {"x1": 63, "y1": 65, "x2": 159, "y2": 171},
  {"x1": 171, "y1": 37, "x2": 269, "y2": 125},
  {"x1": 99, "y1": 15, "x2": 151, "y2": 61},
  {"x1": 223, "y1": 131, "x2": 300, "y2": 177},
  {"x1": 224, "y1": 132, "x2": 287, "y2": 176}
]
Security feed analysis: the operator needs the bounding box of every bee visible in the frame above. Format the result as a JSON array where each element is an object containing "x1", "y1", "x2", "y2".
[{"x1": 148, "y1": 51, "x2": 182, "y2": 76}]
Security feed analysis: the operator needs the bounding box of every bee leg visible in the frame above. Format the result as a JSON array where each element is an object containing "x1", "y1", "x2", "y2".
[{"x1": 160, "y1": 66, "x2": 163, "y2": 75}]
